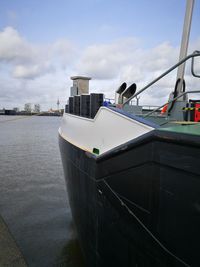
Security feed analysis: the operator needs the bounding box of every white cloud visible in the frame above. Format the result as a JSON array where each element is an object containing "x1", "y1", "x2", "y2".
[
  {"x1": 0, "y1": 27, "x2": 75, "y2": 79},
  {"x1": 0, "y1": 26, "x2": 199, "y2": 110},
  {"x1": 0, "y1": 27, "x2": 32, "y2": 63},
  {"x1": 75, "y1": 37, "x2": 200, "y2": 106},
  {"x1": 76, "y1": 38, "x2": 140, "y2": 79},
  {"x1": 75, "y1": 38, "x2": 179, "y2": 85},
  {"x1": 12, "y1": 63, "x2": 54, "y2": 79}
]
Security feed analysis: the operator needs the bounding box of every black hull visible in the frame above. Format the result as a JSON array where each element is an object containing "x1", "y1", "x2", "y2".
[{"x1": 59, "y1": 130, "x2": 200, "y2": 267}]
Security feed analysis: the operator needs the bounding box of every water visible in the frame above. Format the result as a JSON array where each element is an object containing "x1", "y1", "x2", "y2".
[{"x1": 0, "y1": 116, "x2": 84, "y2": 267}]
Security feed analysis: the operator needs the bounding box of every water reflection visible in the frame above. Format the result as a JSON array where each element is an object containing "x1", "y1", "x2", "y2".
[
  {"x1": 58, "y1": 238, "x2": 85, "y2": 267},
  {"x1": 55, "y1": 220, "x2": 85, "y2": 267}
]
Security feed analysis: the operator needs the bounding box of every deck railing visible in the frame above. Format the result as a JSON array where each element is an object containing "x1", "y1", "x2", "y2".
[{"x1": 122, "y1": 51, "x2": 200, "y2": 107}]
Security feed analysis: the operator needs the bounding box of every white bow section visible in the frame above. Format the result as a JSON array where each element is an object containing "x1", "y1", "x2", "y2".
[{"x1": 59, "y1": 107, "x2": 154, "y2": 155}]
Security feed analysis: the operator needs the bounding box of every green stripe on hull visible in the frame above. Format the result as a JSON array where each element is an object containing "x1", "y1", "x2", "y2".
[{"x1": 159, "y1": 123, "x2": 200, "y2": 136}]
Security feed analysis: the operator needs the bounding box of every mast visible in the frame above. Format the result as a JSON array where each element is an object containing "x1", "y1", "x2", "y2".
[{"x1": 176, "y1": 0, "x2": 194, "y2": 97}]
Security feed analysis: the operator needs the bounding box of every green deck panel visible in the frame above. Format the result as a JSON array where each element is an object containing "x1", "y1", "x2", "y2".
[
  {"x1": 159, "y1": 122, "x2": 200, "y2": 136},
  {"x1": 0, "y1": 216, "x2": 27, "y2": 267}
]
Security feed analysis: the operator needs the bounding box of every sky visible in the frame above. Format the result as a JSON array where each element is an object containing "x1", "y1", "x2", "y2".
[{"x1": 0, "y1": 0, "x2": 199, "y2": 110}]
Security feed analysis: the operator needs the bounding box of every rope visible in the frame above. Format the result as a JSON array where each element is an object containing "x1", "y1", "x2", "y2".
[{"x1": 103, "y1": 180, "x2": 190, "y2": 267}]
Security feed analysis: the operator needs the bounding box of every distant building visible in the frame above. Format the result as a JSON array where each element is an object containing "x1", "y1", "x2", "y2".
[
  {"x1": 0, "y1": 109, "x2": 5, "y2": 115},
  {"x1": 5, "y1": 109, "x2": 16, "y2": 115},
  {"x1": 13, "y1": 107, "x2": 20, "y2": 112},
  {"x1": 24, "y1": 103, "x2": 32, "y2": 113},
  {"x1": 24, "y1": 103, "x2": 40, "y2": 113},
  {"x1": 34, "y1": 104, "x2": 40, "y2": 113}
]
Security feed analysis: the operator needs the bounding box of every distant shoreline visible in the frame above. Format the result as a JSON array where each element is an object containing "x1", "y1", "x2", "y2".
[{"x1": 0, "y1": 112, "x2": 62, "y2": 117}]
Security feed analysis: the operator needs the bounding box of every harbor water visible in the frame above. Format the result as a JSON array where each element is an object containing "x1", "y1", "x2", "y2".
[{"x1": 0, "y1": 116, "x2": 84, "y2": 267}]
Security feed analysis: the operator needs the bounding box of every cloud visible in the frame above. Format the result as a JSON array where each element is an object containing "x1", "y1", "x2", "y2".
[
  {"x1": 76, "y1": 38, "x2": 140, "y2": 79},
  {"x1": 0, "y1": 26, "x2": 199, "y2": 110},
  {"x1": 75, "y1": 38, "x2": 180, "y2": 84},
  {"x1": 74, "y1": 38, "x2": 181, "y2": 105},
  {"x1": 0, "y1": 27, "x2": 32, "y2": 63},
  {"x1": 0, "y1": 27, "x2": 75, "y2": 79},
  {"x1": 0, "y1": 71, "x2": 71, "y2": 110},
  {"x1": 75, "y1": 37, "x2": 200, "y2": 107},
  {"x1": 12, "y1": 63, "x2": 54, "y2": 79}
]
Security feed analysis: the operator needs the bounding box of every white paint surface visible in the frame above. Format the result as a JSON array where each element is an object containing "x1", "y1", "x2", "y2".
[{"x1": 59, "y1": 107, "x2": 154, "y2": 155}]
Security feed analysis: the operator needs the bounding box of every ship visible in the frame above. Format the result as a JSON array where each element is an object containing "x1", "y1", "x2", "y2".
[{"x1": 59, "y1": 1, "x2": 200, "y2": 266}]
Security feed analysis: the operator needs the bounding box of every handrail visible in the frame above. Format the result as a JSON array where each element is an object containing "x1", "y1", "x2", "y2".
[
  {"x1": 144, "y1": 90, "x2": 200, "y2": 118},
  {"x1": 191, "y1": 50, "x2": 200, "y2": 78},
  {"x1": 123, "y1": 51, "x2": 200, "y2": 106}
]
